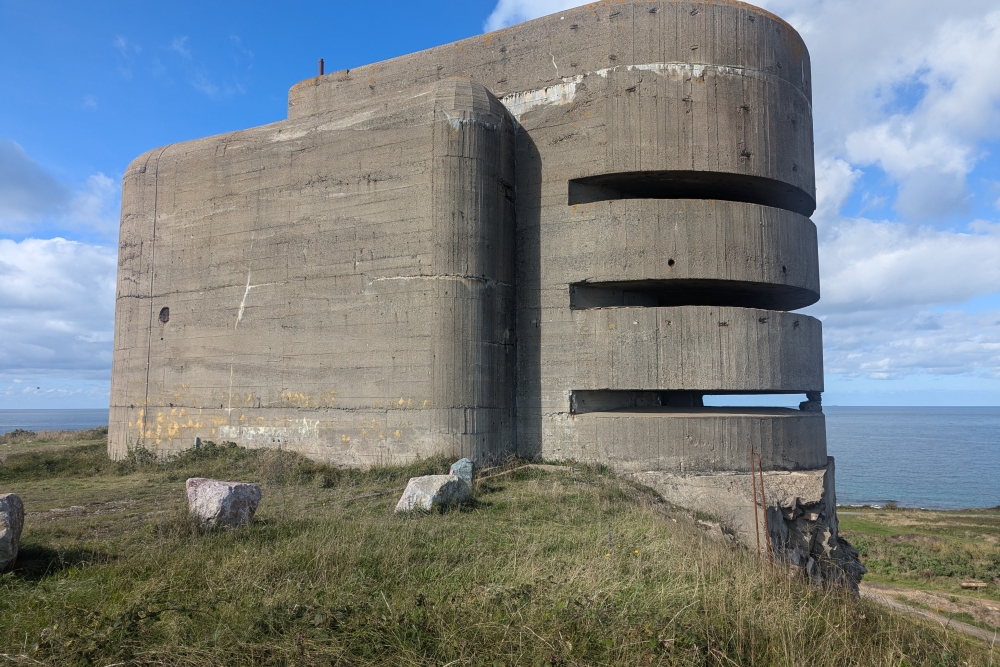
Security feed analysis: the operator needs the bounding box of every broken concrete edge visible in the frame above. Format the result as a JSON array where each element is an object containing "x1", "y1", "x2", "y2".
[{"x1": 628, "y1": 456, "x2": 865, "y2": 594}]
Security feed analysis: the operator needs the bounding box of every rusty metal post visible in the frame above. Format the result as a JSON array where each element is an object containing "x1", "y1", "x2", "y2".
[
  {"x1": 750, "y1": 442, "x2": 761, "y2": 558},
  {"x1": 318, "y1": 58, "x2": 324, "y2": 76},
  {"x1": 758, "y1": 453, "x2": 773, "y2": 566}
]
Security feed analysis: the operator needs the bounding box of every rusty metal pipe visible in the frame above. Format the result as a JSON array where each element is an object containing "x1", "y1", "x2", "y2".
[
  {"x1": 318, "y1": 58, "x2": 324, "y2": 76},
  {"x1": 750, "y1": 442, "x2": 761, "y2": 559}
]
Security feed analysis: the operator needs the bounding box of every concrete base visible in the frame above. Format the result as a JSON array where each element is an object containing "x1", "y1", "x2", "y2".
[{"x1": 629, "y1": 456, "x2": 865, "y2": 592}]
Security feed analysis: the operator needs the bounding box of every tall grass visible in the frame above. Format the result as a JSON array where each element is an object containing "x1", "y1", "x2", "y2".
[{"x1": 0, "y1": 436, "x2": 991, "y2": 665}]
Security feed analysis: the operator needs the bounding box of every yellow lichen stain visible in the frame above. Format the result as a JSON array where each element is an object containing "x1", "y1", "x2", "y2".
[
  {"x1": 484, "y1": 33, "x2": 493, "y2": 46},
  {"x1": 398, "y1": 397, "x2": 405, "y2": 406},
  {"x1": 378, "y1": 432, "x2": 385, "y2": 439},
  {"x1": 371, "y1": 419, "x2": 377, "y2": 427},
  {"x1": 281, "y1": 391, "x2": 311, "y2": 407},
  {"x1": 156, "y1": 412, "x2": 164, "y2": 424},
  {"x1": 361, "y1": 428, "x2": 368, "y2": 437},
  {"x1": 167, "y1": 422, "x2": 179, "y2": 437},
  {"x1": 210, "y1": 428, "x2": 216, "y2": 436},
  {"x1": 608, "y1": 322, "x2": 615, "y2": 329},
  {"x1": 245, "y1": 393, "x2": 255, "y2": 405},
  {"x1": 455, "y1": 43, "x2": 463, "y2": 51},
  {"x1": 393, "y1": 430, "x2": 401, "y2": 438},
  {"x1": 211, "y1": 417, "x2": 227, "y2": 426},
  {"x1": 423, "y1": 399, "x2": 430, "y2": 408},
  {"x1": 406, "y1": 399, "x2": 413, "y2": 408},
  {"x1": 257, "y1": 417, "x2": 265, "y2": 424},
  {"x1": 374, "y1": 401, "x2": 383, "y2": 409},
  {"x1": 170, "y1": 408, "x2": 177, "y2": 416},
  {"x1": 239, "y1": 414, "x2": 247, "y2": 423},
  {"x1": 341, "y1": 435, "x2": 351, "y2": 443}
]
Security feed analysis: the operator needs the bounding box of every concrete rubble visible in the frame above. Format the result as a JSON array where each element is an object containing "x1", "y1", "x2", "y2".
[
  {"x1": 186, "y1": 478, "x2": 262, "y2": 528},
  {"x1": 0, "y1": 492, "x2": 24, "y2": 572}
]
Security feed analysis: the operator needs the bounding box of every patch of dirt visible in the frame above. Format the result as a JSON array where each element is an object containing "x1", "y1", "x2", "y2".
[
  {"x1": 26, "y1": 499, "x2": 136, "y2": 522},
  {"x1": 861, "y1": 582, "x2": 1000, "y2": 630}
]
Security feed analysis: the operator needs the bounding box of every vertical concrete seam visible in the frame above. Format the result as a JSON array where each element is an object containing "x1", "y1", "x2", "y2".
[{"x1": 140, "y1": 143, "x2": 174, "y2": 447}]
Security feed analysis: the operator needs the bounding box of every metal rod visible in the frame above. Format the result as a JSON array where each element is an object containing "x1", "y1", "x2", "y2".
[
  {"x1": 318, "y1": 58, "x2": 324, "y2": 76},
  {"x1": 750, "y1": 442, "x2": 761, "y2": 559},
  {"x1": 758, "y1": 453, "x2": 773, "y2": 566}
]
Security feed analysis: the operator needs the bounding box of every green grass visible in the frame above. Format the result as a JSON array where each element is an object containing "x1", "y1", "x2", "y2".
[
  {"x1": 0, "y1": 432, "x2": 994, "y2": 666},
  {"x1": 839, "y1": 507, "x2": 1000, "y2": 599}
]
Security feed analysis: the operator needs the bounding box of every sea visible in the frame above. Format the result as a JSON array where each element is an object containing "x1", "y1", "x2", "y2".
[
  {"x1": 2, "y1": 406, "x2": 998, "y2": 510},
  {"x1": 825, "y1": 406, "x2": 1000, "y2": 510}
]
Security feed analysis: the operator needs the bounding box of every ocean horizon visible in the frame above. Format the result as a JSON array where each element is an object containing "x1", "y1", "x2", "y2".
[{"x1": 3, "y1": 406, "x2": 998, "y2": 510}]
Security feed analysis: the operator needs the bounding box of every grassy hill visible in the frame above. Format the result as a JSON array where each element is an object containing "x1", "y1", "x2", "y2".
[{"x1": 0, "y1": 431, "x2": 993, "y2": 666}]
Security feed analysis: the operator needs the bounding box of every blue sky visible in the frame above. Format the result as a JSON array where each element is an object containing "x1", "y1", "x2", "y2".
[{"x1": 2, "y1": 0, "x2": 999, "y2": 408}]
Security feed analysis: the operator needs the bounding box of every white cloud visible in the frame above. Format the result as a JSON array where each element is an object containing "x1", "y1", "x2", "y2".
[
  {"x1": 814, "y1": 219, "x2": 1000, "y2": 312},
  {"x1": 820, "y1": 306, "x2": 1000, "y2": 380},
  {"x1": 0, "y1": 140, "x2": 119, "y2": 238},
  {"x1": 171, "y1": 36, "x2": 191, "y2": 58},
  {"x1": 484, "y1": 0, "x2": 576, "y2": 31},
  {"x1": 758, "y1": 0, "x2": 1000, "y2": 222},
  {"x1": 0, "y1": 238, "x2": 116, "y2": 378}
]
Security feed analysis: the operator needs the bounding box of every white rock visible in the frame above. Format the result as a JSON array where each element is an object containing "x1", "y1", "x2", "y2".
[
  {"x1": 449, "y1": 458, "x2": 474, "y2": 486},
  {"x1": 0, "y1": 493, "x2": 24, "y2": 572},
  {"x1": 395, "y1": 475, "x2": 470, "y2": 512},
  {"x1": 186, "y1": 478, "x2": 262, "y2": 527}
]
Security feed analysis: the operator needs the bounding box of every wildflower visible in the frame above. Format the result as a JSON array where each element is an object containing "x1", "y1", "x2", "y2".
[
  {"x1": 634, "y1": 549, "x2": 639, "y2": 554},
  {"x1": 605, "y1": 553, "x2": 610, "y2": 557}
]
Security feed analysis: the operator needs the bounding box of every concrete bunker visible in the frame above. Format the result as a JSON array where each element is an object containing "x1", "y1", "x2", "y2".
[{"x1": 110, "y1": 0, "x2": 863, "y2": 586}]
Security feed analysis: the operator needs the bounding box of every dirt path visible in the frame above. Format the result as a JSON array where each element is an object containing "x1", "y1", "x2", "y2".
[
  {"x1": 838, "y1": 511, "x2": 996, "y2": 519},
  {"x1": 861, "y1": 583, "x2": 1000, "y2": 646}
]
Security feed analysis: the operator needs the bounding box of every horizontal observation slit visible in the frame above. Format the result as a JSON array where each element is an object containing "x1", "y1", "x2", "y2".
[
  {"x1": 569, "y1": 279, "x2": 818, "y2": 311},
  {"x1": 569, "y1": 390, "x2": 822, "y2": 415},
  {"x1": 568, "y1": 170, "x2": 816, "y2": 217}
]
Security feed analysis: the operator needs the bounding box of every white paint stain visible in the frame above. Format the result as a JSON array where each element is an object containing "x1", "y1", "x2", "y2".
[
  {"x1": 500, "y1": 62, "x2": 808, "y2": 121},
  {"x1": 236, "y1": 272, "x2": 252, "y2": 328},
  {"x1": 218, "y1": 419, "x2": 321, "y2": 443},
  {"x1": 440, "y1": 109, "x2": 503, "y2": 132}
]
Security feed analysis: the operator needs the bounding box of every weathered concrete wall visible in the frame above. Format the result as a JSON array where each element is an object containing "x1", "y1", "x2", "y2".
[
  {"x1": 111, "y1": 78, "x2": 517, "y2": 464},
  {"x1": 111, "y1": 0, "x2": 826, "y2": 479}
]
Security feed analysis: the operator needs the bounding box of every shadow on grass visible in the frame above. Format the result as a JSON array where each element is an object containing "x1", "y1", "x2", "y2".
[{"x1": 8, "y1": 544, "x2": 113, "y2": 582}]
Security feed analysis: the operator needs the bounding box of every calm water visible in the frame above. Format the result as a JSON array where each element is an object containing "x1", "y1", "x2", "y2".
[
  {"x1": 826, "y1": 406, "x2": 1000, "y2": 510},
  {"x1": 2, "y1": 407, "x2": 997, "y2": 509},
  {"x1": 0, "y1": 409, "x2": 109, "y2": 433}
]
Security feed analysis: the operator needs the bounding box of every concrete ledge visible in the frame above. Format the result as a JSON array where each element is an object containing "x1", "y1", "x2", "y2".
[
  {"x1": 541, "y1": 407, "x2": 827, "y2": 472},
  {"x1": 559, "y1": 199, "x2": 819, "y2": 308},
  {"x1": 572, "y1": 306, "x2": 823, "y2": 393}
]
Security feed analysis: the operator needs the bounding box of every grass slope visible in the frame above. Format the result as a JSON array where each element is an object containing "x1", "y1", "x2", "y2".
[{"x1": 0, "y1": 432, "x2": 994, "y2": 666}]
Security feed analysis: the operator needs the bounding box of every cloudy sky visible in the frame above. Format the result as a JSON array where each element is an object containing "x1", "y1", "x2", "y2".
[{"x1": 1, "y1": 0, "x2": 999, "y2": 408}]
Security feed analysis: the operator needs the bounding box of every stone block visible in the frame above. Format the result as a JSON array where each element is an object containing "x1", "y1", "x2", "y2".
[
  {"x1": 449, "y1": 458, "x2": 474, "y2": 486},
  {"x1": 186, "y1": 478, "x2": 262, "y2": 527},
  {"x1": 0, "y1": 493, "x2": 24, "y2": 572},
  {"x1": 395, "y1": 475, "x2": 470, "y2": 512}
]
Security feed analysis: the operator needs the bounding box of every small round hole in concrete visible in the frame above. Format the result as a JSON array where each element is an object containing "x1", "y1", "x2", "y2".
[
  {"x1": 781, "y1": 265, "x2": 787, "y2": 273},
  {"x1": 159, "y1": 307, "x2": 170, "y2": 324},
  {"x1": 667, "y1": 258, "x2": 675, "y2": 267}
]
